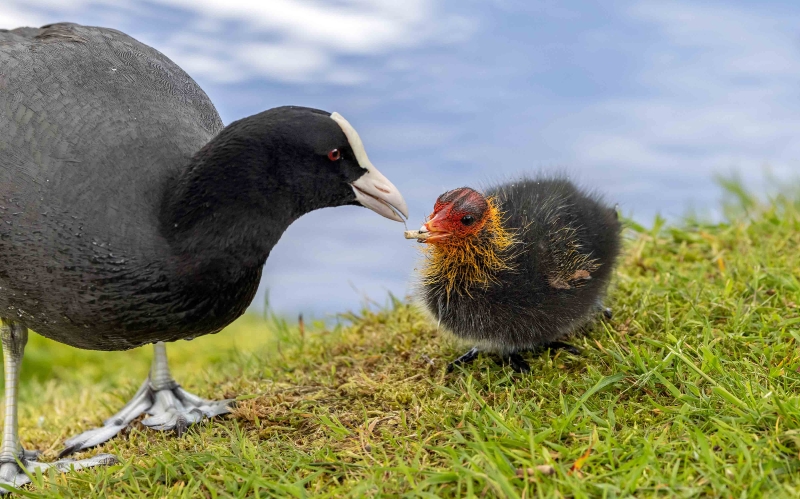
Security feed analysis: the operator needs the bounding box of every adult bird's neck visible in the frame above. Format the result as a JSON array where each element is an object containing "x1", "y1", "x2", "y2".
[
  {"x1": 161, "y1": 112, "x2": 304, "y2": 270},
  {"x1": 153, "y1": 112, "x2": 311, "y2": 333}
]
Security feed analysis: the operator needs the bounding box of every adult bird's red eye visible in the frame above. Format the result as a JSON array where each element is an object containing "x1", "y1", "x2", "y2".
[{"x1": 327, "y1": 149, "x2": 341, "y2": 161}]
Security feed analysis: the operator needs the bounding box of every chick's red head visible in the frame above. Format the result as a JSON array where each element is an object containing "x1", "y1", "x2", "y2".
[{"x1": 420, "y1": 187, "x2": 489, "y2": 244}]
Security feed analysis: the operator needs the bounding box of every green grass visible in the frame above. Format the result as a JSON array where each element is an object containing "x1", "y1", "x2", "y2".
[{"x1": 6, "y1": 185, "x2": 800, "y2": 497}]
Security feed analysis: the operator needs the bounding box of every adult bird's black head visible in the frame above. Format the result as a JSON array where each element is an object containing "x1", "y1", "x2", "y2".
[
  {"x1": 145, "y1": 106, "x2": 410, "y2": 341},
  {"x1": 163, "y1": 106, "x2": 407, "y2": 262}
]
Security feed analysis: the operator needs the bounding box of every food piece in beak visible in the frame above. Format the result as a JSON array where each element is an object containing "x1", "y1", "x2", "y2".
[
  {"x1": 404, "y1": 219, "x2": 451, "y2": 243},
  {"x1": 404, "y1": 229, "x2": 430, "y2": 241},
  {"x1": 419, "y1": 210, "x2": 452, "y2": 243}
]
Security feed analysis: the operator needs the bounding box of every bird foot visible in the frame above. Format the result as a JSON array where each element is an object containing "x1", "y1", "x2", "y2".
[
  {"x1": 540, "y1": 341, "x2": 582, "y2": 356},
  {"x1": 447, "y1": 347, "x2": 480, "y2": 372},
  {"x1": 596, "y1": 302, "x2": 613, "y2": 320},
  {"x1": 448, "y1": 347, "x2": 533, "y2": 374},
  {"x1": 503, "y1": 353, "x2": 531, "y2": 373},
  {"x1": 0, "y1": 449, "x2": 116, "y2": 494},
  {"x1": 501, "y1": 341, "x2": 582, "y2": 375},
  {"x1": 59, "y1": 378, "x2": 232, "y2": 457},
  {"x1": 447, "y1": 341, "x2": 582, "y2": 375}
]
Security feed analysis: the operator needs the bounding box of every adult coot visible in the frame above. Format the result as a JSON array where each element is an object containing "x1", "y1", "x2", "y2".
[
  {"x1": 408, "y1": 178, "x2": 620, "y2": 373},
  {"x1": 0, "y1": 23, "x2": 408, "y2": 487}
]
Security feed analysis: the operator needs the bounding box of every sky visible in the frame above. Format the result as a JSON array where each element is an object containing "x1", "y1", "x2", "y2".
[{"x1": 2, "y1": 0, "x2": 799, "y2": 319}]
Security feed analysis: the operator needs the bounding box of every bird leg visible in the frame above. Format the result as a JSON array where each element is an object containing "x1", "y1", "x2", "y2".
[
  {"x1": 448, "y1": 347, "x2": 533, "y2": 374},
  {"x1": 448, "y1": 340, "x2": 584, "y2": 376},
  {"x1": 59, "y1": 342, "x2": 231, "y2": 457},
  {"x1": 502, "y1": 353, "x2": 531, "y2": 373},
  {"x1": 540, "y1": 341, "x2": 582, "y2": 356},
  {"x1": 596, "y1": 301, "x2": 613, "y2": 320},
  {"x1": 446, "y1": 347, "x2": 480, "y2": 372},
  {"x1": 500, "y1": 341, "x2": 582, "y2": 375},
  {"x1": 0, "y1": 320, "x2": 115, "y2": 494}
]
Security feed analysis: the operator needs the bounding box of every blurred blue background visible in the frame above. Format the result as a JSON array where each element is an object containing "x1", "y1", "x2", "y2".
[{"x1": 2, "y1": 1, "x2": 798, "y2": 318}]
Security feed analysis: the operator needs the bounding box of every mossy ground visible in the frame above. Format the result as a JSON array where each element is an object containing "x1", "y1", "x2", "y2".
[{"x1": 4, "y1": 185, "x2": 800, "y2": 497}]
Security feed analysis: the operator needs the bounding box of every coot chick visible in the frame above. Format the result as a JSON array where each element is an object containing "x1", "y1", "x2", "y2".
[
  {"x1": 410, "y1": 177, "x2": 620, "y2": 373},
  {"x1": 0, "y1": 23, "x2": 407, "y2": 487}
]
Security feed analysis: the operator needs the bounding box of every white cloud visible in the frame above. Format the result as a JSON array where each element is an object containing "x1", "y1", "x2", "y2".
[
  {"x1": 0, "y1": 0, "x2": 473, "y2": 84},
  {"x1": 0, "y1": 4, "x2": 45, "y2": 26},
  {"x1": 560, "y1": 1, "x2": 800, "y2": 202},
  {"x1": 240, "y1": 43, "x2": 330, "y2": 82},
  {"x1": 159, "y1": 0, "x2": 427, "y2": 53}
]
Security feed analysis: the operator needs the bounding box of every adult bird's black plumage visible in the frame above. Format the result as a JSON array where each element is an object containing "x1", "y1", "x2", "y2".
[
  {"x1": 0, "y1": 23, "x2": 407, "y2": 488},
  {"x1": 414, "y1": 177, "x2": 621, "y2": 373}
]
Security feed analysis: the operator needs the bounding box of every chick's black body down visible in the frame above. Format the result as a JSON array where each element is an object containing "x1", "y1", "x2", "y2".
[{"x1": 420, "y1": 177, "x2": 621, "y2": 367}]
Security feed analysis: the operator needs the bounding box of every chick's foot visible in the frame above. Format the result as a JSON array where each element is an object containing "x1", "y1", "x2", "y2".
[
  {"x1": 595, "y1": 301, "x2": 613, "y2": 319},
  {"x1": 541, "y1": 341, "x2": 582, "y2": 356},
  {"x1": 503, "y1": 353, "x2": 531, "y2": 373},
  {"x1": 447, "y1": 347, "x2": 480, "y2": 372}
]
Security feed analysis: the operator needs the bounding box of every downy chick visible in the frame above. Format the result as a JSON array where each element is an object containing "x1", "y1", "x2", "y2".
[{"x1": 410, "y1": 177, "x2": 621, "y2": 373}]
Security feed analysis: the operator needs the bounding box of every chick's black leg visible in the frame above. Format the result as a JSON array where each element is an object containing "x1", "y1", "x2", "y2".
[
  {"x1": 447, "y1": 347, "x2": 480, "y2": 372},
  {"x1": 503, "y1": 352, "x2": 531, "y2": 373},
  {"x1": 595, "y1": 301, "x2": 613, "y2": 319},
  {"x1": 541, "y1": 341, "x2": 582, "y2": 356}
]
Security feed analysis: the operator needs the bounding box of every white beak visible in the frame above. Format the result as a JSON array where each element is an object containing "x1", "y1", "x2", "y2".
[
  {"x1": 350, "y1": 169, "x2": 408, "y2": 222},
  {"x1": 330, "y1": 112, "x2": 409, "y2": 222}
]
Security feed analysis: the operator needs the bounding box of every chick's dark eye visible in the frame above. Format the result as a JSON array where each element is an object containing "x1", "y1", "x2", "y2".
[
  {"x1": 461, "y1": 215, "x2": 475, "y2": 226},
  {"x1": 327, "y1": 149, "x2": 341, "y2": 161}
]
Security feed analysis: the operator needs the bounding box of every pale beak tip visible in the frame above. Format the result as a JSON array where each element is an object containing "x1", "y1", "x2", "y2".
[
  {"x1": 398, "y1": 201, "x2": 410, "y2": 220},
  {"x1": 387, "y1": 209, "x2": 406, "y2": 223},
  {"x1": 350, "y1": 179, "x2": 408, "y2": 223}
]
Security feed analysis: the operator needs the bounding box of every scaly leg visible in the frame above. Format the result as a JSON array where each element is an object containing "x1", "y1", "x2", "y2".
[
  {"x1": 448, "y1": 347, "x2": 534, "y2": 374},
  {"x1": 501, "y1": 341, "x2": 583, "y2": 375},
  {"x1": 503, "y1": 353, "x2": 531, "y2": 374},
  {"x1": 596, "y1": 300, "x2": 613, "y2": 320},
  {"x1": 0, "y1": 320, "x2": 115, "y2": 494},
  {"x1": 59, "y1": 342, "x2": 231, "y2": 457},
  {"x1": 540, "y1": 341, "x2": 582, "y2": 356},
  {"x1": 447, "y1": 347, "x2": 480, "y2": 373}
]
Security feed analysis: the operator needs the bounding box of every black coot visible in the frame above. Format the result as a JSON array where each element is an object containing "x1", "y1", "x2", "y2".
[
  {"x1": 412, "y1": 177, "x2": 620, "y2": 373},
  {"x1": 0, "y1": 23, "x2": 407, "y2": 486}
]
